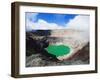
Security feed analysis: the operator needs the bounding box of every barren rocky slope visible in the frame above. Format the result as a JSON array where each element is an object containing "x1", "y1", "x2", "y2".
[{"x1": 26, "y1": 29, "x2": 89, "y2": 67}]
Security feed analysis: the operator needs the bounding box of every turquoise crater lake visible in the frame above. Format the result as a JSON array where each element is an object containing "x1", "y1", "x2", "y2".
[{"x1": 45, "y1": 45, "x2": 71, "y2": 57}]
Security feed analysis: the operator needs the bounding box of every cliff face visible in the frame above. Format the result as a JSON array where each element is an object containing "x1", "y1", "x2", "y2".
[{"x1": 26, "y1": 29, "x2": 89, "y2": 67}]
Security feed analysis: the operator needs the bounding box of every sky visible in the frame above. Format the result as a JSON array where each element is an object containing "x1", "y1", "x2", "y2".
[
  {"x1": 26, "y1": 12, "x2": 77, "y2": 27},
  {"x1": 25, "y1": 12, "x2": 90, "y2": 32}
]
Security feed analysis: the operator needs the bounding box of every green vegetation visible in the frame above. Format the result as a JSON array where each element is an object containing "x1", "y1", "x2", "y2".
[{"x1": 45, "y1": 45, "x2": 71, "y2": 57}]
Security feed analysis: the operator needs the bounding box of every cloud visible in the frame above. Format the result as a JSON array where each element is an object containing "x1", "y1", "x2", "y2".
[
  {"x1": 26, "y1": 13, "x2": 38, "y2": 22},
  {"x1": 26, "y1": 19, "x2": 64, "y2": 31},
  {"x1": 66, "y1": 15, "x2": 90, "y2": 31},
  {"x1": 26, "y1": 13, "x2": 38, "y2": 31},
  {"x1": 33, "y1": 19, "x2": 63, "y2": 30},
  {"x1": 26, "y1": 19, "x2": 34, "y2": 31},
  {"x1": 65, "y1": 15, "x2": 90, "y2": 40}
]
